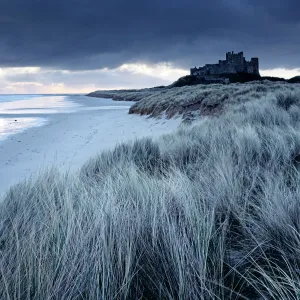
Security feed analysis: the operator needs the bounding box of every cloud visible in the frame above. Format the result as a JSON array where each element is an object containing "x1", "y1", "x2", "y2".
[
  {"x1": 0, "y1": 0, "x2": 299, "y2": 71},
  {"x1": 260, "y1": 68, "x2": 300, "y2": 79},
  {"x1": 0, "y1": 63, "x2": 187, "y2": 93},
  {"x1": 0, "y1": 63, "x2": 299, "y2": 94},
  {"x1": 118, "y1": 63, "x2": 187, "y2": 81}
]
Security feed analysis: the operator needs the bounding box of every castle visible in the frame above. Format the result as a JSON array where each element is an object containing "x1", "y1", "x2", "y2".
[{"x1": 190, "y1": 52, "x2": 259, "y2": 77}]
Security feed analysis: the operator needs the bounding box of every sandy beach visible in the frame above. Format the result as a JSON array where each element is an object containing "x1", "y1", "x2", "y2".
[{"x1": 0, "y1": 96, "x2": 181, "y2": 198}]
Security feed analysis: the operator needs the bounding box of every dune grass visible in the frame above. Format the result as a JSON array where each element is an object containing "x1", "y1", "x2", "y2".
[
  {"x1": 2, "y1": 87, "x2": 300, "y2": 299},
  {"x1": 88, "y1": 81, "x2": 300, "y2": 119}
]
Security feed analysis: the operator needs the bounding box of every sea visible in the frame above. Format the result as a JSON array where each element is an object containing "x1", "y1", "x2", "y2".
[
  {"x1": 0, "y1": 94, "x2": 131, "y2": 142},
  {"x1": 0, "y1": 94, "x2": 84, "y2": 141}
]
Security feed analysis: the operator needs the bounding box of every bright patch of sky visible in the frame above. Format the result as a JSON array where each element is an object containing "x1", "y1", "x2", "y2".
[
  {"x1": 260, "y1": 68, "x2": 300, "y2": 79},
  {"x1": 0, "y1": 63, "x2": 298, "y2": 94}
]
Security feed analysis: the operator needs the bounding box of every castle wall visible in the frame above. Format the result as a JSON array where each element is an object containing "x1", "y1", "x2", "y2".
[
  {"x1": 207, "y1": 64, "x2": 237, "y2": 74},
  {"x1": 191, "y1": 64, "x2": 242, "y2": 76}
]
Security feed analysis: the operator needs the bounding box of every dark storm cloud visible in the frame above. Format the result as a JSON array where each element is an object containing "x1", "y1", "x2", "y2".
[{"x1": 0, "y1": 0, "x2": 299, "y2": 70}]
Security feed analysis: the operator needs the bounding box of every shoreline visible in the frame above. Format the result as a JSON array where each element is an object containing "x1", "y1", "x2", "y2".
[{"x1": 0, "y1": 96, "x2": 181, "y2": 198}]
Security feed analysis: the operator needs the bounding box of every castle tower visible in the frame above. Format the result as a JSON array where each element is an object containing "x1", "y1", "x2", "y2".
[
  {"x1": 226, "y1": 51, "x2": 244, "y2": 64},
  {"x1": 238, "y1": 52, "x2": 244, "y2": 64},
  {"x1": 226, "y1": 52, "x2": 232, "y2": 62},
  {"x1": 251, "y1": 58, "x2": 259, "y2": 75}
]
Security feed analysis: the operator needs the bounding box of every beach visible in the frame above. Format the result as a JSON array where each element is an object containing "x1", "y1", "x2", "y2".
[{"x1": 0, "y1": 95, "x2": 181, "y2": 198}]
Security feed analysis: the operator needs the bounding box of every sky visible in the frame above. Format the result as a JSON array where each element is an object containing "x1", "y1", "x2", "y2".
[{"x1": 0, "y1": 0, "x2": 299, "y2": 93}]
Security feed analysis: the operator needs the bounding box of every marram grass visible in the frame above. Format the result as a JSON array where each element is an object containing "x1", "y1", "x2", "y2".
[{"x1": 1, "y1": 86, "x2": 300, "y2": 299}]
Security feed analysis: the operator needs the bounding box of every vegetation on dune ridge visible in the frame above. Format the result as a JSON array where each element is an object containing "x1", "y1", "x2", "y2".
[
  {"x1": 2, "y1": 90, "x2": 300, "y2": 298},
  {"x1": 88, "y1": 81, "x2": 300, "y2": 120},
  {"x1": 169, "y1": 74, "x2": 300, "y2": 87}
]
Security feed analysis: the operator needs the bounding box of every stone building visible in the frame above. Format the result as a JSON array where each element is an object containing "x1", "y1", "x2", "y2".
[{"x1": 190, "y1": 52, "x2": 259, "y2": 76}]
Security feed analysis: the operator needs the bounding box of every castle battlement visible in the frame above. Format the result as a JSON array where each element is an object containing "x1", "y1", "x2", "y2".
[{"x1": 191, "y1": 51, "x2": 259, "y2": 77}]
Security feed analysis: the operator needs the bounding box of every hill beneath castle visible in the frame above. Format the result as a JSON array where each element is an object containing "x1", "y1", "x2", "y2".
[{"x1": 169, "y1": 73, "x2": 300, "y2": 87}]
